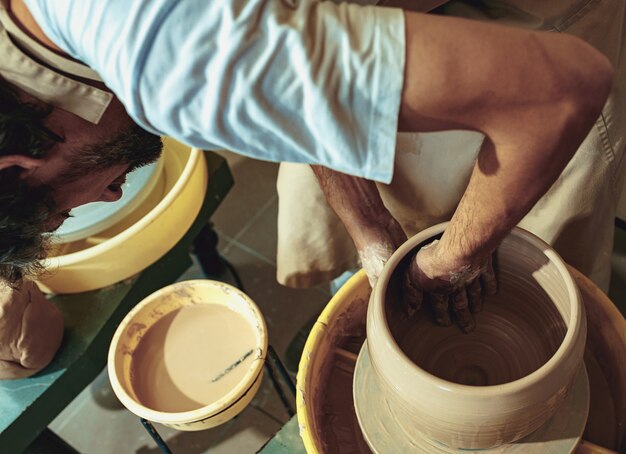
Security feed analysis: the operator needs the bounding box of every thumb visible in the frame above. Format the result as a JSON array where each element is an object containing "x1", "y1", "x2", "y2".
[{"x1": 358, "y1": 242, "x2": 396, "y2": 287}]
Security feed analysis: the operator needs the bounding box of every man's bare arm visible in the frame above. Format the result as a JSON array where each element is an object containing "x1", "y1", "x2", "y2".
[
  {"x1": 310, "y1": 166, "x2": 406, "y2": 284},
  {"x1": 399, "y1": 11, "x2": 612, "y2": 284},
  {"x1": 311, "y1": 11, "x2": 611, "y2": 330}
]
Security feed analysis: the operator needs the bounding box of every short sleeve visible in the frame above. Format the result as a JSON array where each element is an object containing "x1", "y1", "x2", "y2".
[{"x1": 25, "y1": 0, "x2": 406, "y2": 183}]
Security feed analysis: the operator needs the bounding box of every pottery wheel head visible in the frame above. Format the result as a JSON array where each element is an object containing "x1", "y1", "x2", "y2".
[{"x1": 354, "y1": 343, "x2": 590, "y2": 454}]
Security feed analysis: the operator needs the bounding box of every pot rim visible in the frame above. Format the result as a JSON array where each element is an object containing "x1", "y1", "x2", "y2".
[
  {"x1": 372, "y1": 222, "x2": 584, "y2": 396},
  {"x1": 107, "y1": 279, "x2": 268, "y2": 424}
]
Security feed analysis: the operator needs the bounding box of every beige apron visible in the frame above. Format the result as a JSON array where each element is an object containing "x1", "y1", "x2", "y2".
[{"x1": 277, "y1": 0, "x2": 626, "y2": 292}]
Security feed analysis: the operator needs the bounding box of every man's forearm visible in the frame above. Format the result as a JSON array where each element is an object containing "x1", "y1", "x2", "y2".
[
  {"x1": 399, "y1": 11, "x2": 613, "y2": 278},
  {"x1": 310, "y1": 166, "x2": 406, "y2": 282}
]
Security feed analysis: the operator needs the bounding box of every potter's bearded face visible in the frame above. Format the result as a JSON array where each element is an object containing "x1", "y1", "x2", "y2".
[
  {"x1": 44, "y1": 123, "x2": 163, "y2": 231},
  {"x1": 0, "y1": 78, "x2": 162, "y2": 283}
]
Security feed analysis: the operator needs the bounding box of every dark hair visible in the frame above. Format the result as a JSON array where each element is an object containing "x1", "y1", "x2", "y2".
[
  {"x1": 0, "y1": 77, "x2": 63, "y2": 284},
  {"x1": 0, "y1": 79, "x2": 64, "y2": 158}
]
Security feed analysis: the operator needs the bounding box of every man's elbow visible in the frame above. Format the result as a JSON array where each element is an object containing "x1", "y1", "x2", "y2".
[
  {"x1": 534, "y1": 36, "x2": 615, "y2": 168},
  {"x1": 562, "y1": 37, "x2": 613, "y2": 130}
]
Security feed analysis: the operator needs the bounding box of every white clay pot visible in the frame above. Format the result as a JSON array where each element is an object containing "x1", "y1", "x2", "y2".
[{"x1": 365, "y1": 222, "x2": 587, "y2": 450}]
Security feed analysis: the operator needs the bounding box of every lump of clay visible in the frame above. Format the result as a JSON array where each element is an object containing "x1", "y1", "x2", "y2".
[{"x1": 0, "y1": 280, "x2": 64, "y2": 379}]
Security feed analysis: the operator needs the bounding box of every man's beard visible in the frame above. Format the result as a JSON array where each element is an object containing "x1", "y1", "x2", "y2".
[
  {"x1": 61, "y1": 124, "x2": 163, "y2": 181},
  {"x1": 0, "y1": 171, "x2": 55, "y2": 283},
  {"x1": 48, "y1": 124, "x2": 163, "y2": 228},
  {"x1": 0, "y1": 125, "x2": 163, "y2": 283}
]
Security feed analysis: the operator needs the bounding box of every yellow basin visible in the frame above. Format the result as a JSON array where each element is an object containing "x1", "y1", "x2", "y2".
[
  {"x1": 108, "y1": 280, "x2": 268, "y2": 431},
  {"x1": 36, "y1": 139, "x2": 208, "y2": 294}
]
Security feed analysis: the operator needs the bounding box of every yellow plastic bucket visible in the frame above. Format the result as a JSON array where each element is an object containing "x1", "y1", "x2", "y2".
[
  {"x1": 296, "y1": 270, "x2": 370, "y2": 453},
  {"x1": 108, "y1": 280, "x2": 268, "y2": 431},
  {"x1": 37, "y1": 139, "x2": 207, "y2": 294}
]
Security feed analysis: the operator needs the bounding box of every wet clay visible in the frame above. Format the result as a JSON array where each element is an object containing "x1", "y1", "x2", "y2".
[
  {"x1": 320, "y1": 354, "x2": 371, "y2": 453},
  {"x1": 131, "y1": 304, "x2": 257, "y2": 413},
  {"x1": 309, "y1": 293, "x2": 372, "y2": 453}
]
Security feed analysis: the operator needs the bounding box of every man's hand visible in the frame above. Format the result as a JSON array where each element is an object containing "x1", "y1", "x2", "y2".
[
  {"x1": 403, "y1": 240, "x2": 498, "y2": 332},
  {"x1": 310, "y1": 165, "x2": 407, "y2": 286},
  {"x1": 309, "y1": 165, "x2": 499, "y2": 333},
  {"x1": 356, "y1": 214, "x2": 407, "y2": 286},
  {"x1": 310, "y1": 165, "x2": 501, "y2": 331}
]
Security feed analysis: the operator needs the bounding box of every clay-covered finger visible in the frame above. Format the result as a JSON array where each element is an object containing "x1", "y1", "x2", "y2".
[
  {"x1": 428, "y1": 293, "x2": 452, "y2": 326},
  {"x1": 404, "y1": 285, "x2": 423, "y2": 317},
  {"x1": 481, "y1": 255, "x2": 498, "y2": 296},
  {"x1": 450, "y1": 289, "x2": 475, "y2": 333},
  {"x1": 466, "y1": 278, "x2": 483, "y2": 313},
  {"x1": 402, "y1": 271, "x2": 423, "y2": 317}
]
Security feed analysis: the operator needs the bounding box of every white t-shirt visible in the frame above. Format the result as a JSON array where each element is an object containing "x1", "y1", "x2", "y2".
[{"x1": 25, "y1": 0, "x2": 406, "y2": 183}]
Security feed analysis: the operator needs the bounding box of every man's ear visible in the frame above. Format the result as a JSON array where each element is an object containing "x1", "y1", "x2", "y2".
[{"x1": 0, "y1": 155, "x2": 43, "y2": 172}]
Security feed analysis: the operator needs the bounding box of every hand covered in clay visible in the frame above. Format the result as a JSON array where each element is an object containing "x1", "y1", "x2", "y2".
[
  {"x1": 403, "y1": 240, "x2": 498, "y2": 333},
  {"x1": 309, "y1": 165, "x2": 497, "y2": 332},
  {"x1": 357, "y1": 216, "x2": 407, "y2": 287}
]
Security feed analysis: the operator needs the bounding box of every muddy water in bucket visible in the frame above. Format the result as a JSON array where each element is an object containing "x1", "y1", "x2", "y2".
[{"x1": 130, "y1": 304, "x2": 257, "y2": 413}]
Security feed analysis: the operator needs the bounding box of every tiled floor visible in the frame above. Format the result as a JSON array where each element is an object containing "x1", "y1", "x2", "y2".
[{"x1": 50, "y1": 152, "x2": 626, "y2": 453}]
